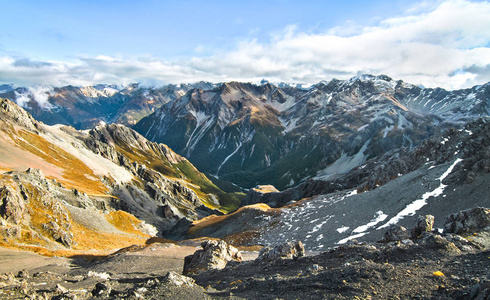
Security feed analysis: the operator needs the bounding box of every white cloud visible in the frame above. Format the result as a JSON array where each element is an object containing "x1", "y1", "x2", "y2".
[
  {"x1": 1, "y1": 0, "x2": 489, "y2": 89},
  {"x1": 14, "y1": 86, "x2": 54, "y2": 109}
]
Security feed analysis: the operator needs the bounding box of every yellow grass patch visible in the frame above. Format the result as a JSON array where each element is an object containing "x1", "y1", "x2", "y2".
[
  {"x1": 253, "y1": 185, "x2": 279, "y2": 194},
  {"x1": 105, "y1": 210, "x2": 150, "y2": 236},
  {"x1": 14, "y1": 130, "x2": 108, "y2": 195},
  {"x1": 189, "y1": 203, "x2": 273, "y2": 235},
  {"x1": 0, "y1": 166, "x2": 13, "y2": 172}
]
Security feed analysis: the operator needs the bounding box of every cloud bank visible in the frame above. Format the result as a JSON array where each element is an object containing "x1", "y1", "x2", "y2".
[{"x1": 1, "y1": 0, "x2": 490, "y2": 90}]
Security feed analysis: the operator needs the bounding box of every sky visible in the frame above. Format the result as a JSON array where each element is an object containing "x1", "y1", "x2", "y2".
[{"x1": 1, "y1": 0, "x2": 490, "y2": 89}]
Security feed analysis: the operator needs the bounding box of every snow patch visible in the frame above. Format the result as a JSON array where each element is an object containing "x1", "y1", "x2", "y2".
[
  {"x1": 378, "y1": 158, "x2": 463, "y2": 229},
  {"x1": 336, "y1": 226, "x2": 350, "y2": 233},
  {"x1": 316, "y1": 140, "x2": 370, "y2": 180},
  {"x1": 337, "y1": 232, "x2": 368, "y2": 245},
  {"x1": 216, "y1": 142, "x2": 242, "y2": 176},
  {"x1": 397, "y1": 113, "x2": 413, "y2": 129},
  {"x1": 352, "y1": 211, "x2": 388, "y2": 234}
]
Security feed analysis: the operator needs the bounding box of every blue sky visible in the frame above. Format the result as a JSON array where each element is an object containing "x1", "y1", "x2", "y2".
[{"x1": 1, "y1": 0, "x2": 490, "y2": 89}]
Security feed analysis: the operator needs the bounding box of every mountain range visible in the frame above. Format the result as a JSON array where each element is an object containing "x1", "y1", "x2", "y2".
[
  {"x1": 0, "y1": 82, "x2": 218, "y2": 129},
  {"x1": 134, "y1": 75, "x2": 490, "y2": 190},
  {"x1": 1, "y1": 74, "x2": 489, "y2": 253}
]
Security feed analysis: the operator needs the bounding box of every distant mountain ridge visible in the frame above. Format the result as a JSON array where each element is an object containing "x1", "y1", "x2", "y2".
[
  {"x1": 0, "y1": 82, "x2": 218, "y2": 129},
  {"x1": 2, "y1": 75, "x2": 489, "y2": 191},
  {"x1": 134, "y1": 75, "x2": 490, "y2": 189}
]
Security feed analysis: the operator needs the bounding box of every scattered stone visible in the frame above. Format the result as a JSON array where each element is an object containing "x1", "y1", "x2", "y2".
[
  {"x1": 183, "y1": 240, "x2": 242, "y2": 274},
  {"x1": 419, "y1": 233, "x2": 461, "y2": 254},
  {"x1": 469, "y1": 283, "x2": 481, "y2": 299},
  {"x1": 256, "y1": 241, "x2": 305, "y2": 262},
  {"x1": 92, "y1": 282, "x2": 111, "y2": 297},
  {"x1": 412, "y1": 215, "x2": 435, "y2": 238},
  {"x1": 87, "y1": 271, "x2": 111, "y2": 280},
  {"x1": 162, "y1": 271, "x2": 195, "y2": 287},
  {"x1": 17, "y1": 270, "x2": 29, "y2": 279},
  {"x1": 383, "y1": 225, "x2": 410, "y2": 242},
  {"x1": 55, "y1": 284, "x2": 68, "y2": 294}
]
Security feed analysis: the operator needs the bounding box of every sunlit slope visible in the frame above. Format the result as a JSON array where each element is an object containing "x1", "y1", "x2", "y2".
[{"x1": 0, "y1": 97, "x2": 242, "y2": 253}]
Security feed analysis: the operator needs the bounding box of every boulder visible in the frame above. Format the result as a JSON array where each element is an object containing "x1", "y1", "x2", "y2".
[
  {"x1": 383, "y1": 225, "x2": 410, "y2": 242},
  {"x1": 256, "y1": 241, "x2": 305, "y2": 262},
  {"x1": 444, "y1": 207, "x2": 490, "y2": 234},
  {"x1": 0, "y1": 185, "x2": 28, "y2": 225},
  {"x1": 183, "y1": 240, "x2": 242, "y2": 275},
  {"x1": 411, "y1": 215, "x2": 435, "y2": 238}
]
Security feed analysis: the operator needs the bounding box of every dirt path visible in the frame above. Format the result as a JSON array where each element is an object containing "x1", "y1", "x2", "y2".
[{"x1": 0, "y1": 247, "x2": 72, "y2": 274}]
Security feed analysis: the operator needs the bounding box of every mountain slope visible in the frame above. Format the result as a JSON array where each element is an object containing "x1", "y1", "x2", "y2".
[
  {"x1": 0, "y1": 97, "x2": 241, "y2": 253},
  {"x1": 134, "y1": 75, "x2": 489, "y2": 189},
  {"x1": 186, "y1": 117, "x2": 490, "y2": 250}
]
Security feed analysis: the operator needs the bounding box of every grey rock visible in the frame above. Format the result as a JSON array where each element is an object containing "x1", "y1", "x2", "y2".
[
  {"x1": 418, "y1": 233, "x2": 461, "y2": 254},
  {"x1": 92, "y1": 282, "x2": 111, "y2": 297},
  {"x1": 256, "y1": 241, "x2": 305, "y2": 262},
  {"x1": 162, "y1": 271, "x2": 195, "y2": 287},
  {"x1": 183, "y1": 240, "x2": 242, "y2": 275},
  {"x1": 384, "y1": 225, "x2": 410, "y2": 242}
]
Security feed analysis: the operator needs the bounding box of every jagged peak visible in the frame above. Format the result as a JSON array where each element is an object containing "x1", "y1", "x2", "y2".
[{"x1": 0, "y1": 97, "x2": 40, "y2": 131}]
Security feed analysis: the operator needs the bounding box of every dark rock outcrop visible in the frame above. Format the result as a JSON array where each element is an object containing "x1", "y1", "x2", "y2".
[
  {"x1": 444, "y1": 207, "x2": 490, "y2": 234},
  {"x1": 383, "y1": 225, "x2": 410, "y2": 242},
  {"x1": 411, "y1": 215, "x2": 435, "y2": 238}
]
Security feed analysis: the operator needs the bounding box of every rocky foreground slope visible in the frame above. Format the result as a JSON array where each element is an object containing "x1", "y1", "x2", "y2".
[{"x1": 0, "y1": 207, "x2": 488, "y2": 299}]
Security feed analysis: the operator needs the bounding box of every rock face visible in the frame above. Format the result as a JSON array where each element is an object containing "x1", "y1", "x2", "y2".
[
  {"x1": 444, "y1": 207, "x2": 490, "y2": 234},
  {"x1": 242, "y1": 116, "x2": 490, "y2": 208},
  {"x1": 256, "y1": 241, "x2": 305, "y2": 262},
  {"x1": 0, "y1": 169, "x2": 79, "y2": 249},
  {"x1": 0, "y1": 97, "x2": 39, "y2": 131},
  {"x1": 182, "y1": 240, "x2": 242, "y2": 274}
]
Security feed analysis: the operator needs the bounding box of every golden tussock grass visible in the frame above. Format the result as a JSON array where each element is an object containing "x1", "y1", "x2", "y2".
[
  {"x1": 1, "y1": 181, "x2": 149, "y2": 257},
  {"x1": 15, "y1": 130, "x2": 108, "y2": 195},
  {"x1": 0, "y1": 166, "x2": 13, "y2": 172},
  {"x1": 189, "y1": 203, "x2": 273, "y2": 236},
  {"x1": 105, "y1": 210, "x2": 151, "y2": 237},
  {"x1": 69, "y1": 221, "x2": 147, "y2": 252}
]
